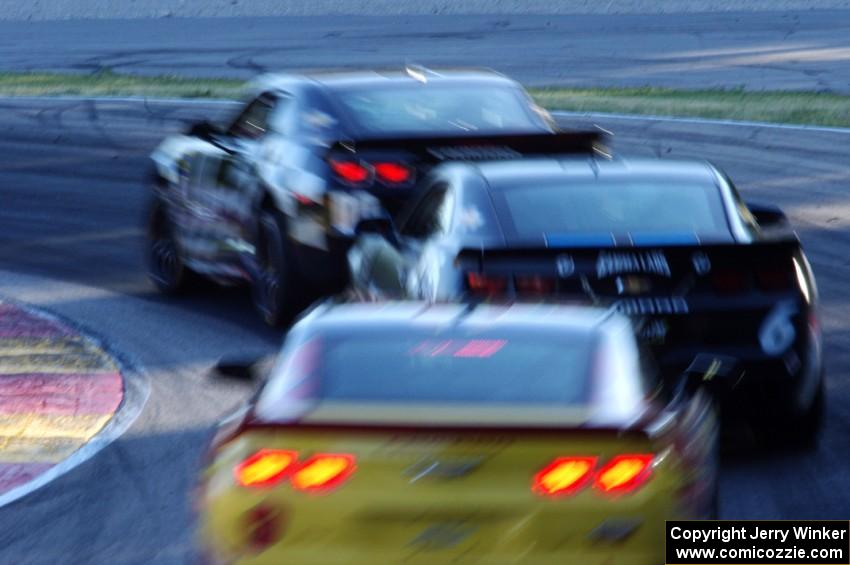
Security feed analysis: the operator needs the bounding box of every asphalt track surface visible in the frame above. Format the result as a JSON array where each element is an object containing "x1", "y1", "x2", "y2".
[
  {"x1": 0, "y1": 96, "x2": 848, "y2": 563},
  {"x1": 2, "y1": 10, "x2": 850, "y2": 91}
]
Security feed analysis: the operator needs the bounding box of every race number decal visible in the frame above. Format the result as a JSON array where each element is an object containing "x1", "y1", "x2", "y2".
[{"x1": 759, "y1": 301, "x2": 798, "y2": 356}]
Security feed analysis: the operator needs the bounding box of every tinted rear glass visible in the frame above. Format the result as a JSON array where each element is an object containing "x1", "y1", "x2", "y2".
[
  {"x1": 494, "y1": 178, "x2": 731, "y2": 240},
  {"x1": 333, "y1": 84, "x2": 544, "y2": 136},
  {"x1": 271, "y1": 327, "x2": 594, "y2": 407}
]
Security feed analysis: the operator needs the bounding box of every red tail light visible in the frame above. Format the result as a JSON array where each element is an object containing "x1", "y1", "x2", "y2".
[
  {"x1": 291, "y1": 454, "x2": 357, "y2": 492},
  {"x1": 466, "y1": 272, "x2": 508, "y2": 295},
  {"x1": 329, "y1": 160, "x2": 370, "y2": 184},
  {"x1": 235, "y1": 449, "x2": 299, "y2": 488},
  {"x1": 533, "y1": 456, "x2": 597, "y2": 497},
  {"x1": 711, "y1": 270, "x2": 750, "y2": 294},
  {"x1": 236, "y1": 450, "x2": 357, "y2": 492},
  {"x1": 533, "y1": 454, "x2": 655, "y2": 497},
  {"x1": 515, "y1": 275, "x2": 555, "y2": 295},
  {"x1": 593, "y1": 454, "x2": 654, "y2": 495},
  {"x1": 374, "y1": 162, "x2": 413, "y2": 184}
]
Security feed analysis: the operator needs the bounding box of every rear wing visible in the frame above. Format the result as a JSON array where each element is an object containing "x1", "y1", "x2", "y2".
[
  {"x1": 457, "y1": 238, "x2": 809, "y2": 312},
  {"x1": 458, "y1": 239, "x2": 801, "y2": 274},
  {"x1": 327, "y1": 130, "x2": 608, "y2": 162}
]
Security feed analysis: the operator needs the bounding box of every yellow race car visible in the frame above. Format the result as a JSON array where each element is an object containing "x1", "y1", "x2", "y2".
[{"x1": 196, "y1": 302, "x2": 720, "y2": 564}]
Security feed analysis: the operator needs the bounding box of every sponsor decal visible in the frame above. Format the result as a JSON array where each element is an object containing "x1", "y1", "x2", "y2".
[
  {"x1": 613, "y1": 297, "x2": 688, "y2": 315},
  {"x1": 596, "y1": 250, "x2": 671, "y2": 279},
  {"x1": 555, "y1": 254, "x2": 575, "y2": 278},
  {"x1": 615, "y1": 275, "x2": 652, "y2": 295},
  {"x1": 691, "y1": 251, "x2": 712, "y2": 275},
  {"x1": 427, "y1": 145, "x2": 522, "y2": 161},
  {"x1": 637, "y1": 319, "x2": 668, "y2": 343}
]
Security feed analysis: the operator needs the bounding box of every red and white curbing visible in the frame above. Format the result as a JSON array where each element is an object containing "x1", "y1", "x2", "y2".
[{"x1": 0, "y1": 301, "x2": 124, "y2": 495}]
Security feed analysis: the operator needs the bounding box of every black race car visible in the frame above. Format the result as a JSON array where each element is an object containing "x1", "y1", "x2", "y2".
[
  {"x1": 145, "y1": 67, "x2": 589, "y2": 325},
  {"x1": 348, "y1": 156, "x2": 823, "y2": 445}
]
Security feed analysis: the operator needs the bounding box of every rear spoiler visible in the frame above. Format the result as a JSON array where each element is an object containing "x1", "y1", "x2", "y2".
[
  {"x1": 327, "y1": 130, "x2": 608, "y2": 162},
  {"x1": 457, "y1": 238, "x2": 808, "y2": 313},
  {"x1": 457, "y1": 239, "x2": 800, "y2": 270},
  {"x1": 457, "y1": 239, "x2": 801, "y2": 274}
]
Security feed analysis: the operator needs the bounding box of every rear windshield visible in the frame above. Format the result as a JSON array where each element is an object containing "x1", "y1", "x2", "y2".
[
  {"x1": 263, "y1": 327, "x2": 595, "y2": 408},
  {"x1": 494, "y1": 178, "x2": 732, "y2": 241},
  {"x1": 332, "y1": 84, "x2": 545, "y2": 136}
]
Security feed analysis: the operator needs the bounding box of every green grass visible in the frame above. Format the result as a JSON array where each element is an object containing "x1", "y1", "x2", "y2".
[
  {"x1": 0, "y1": 70, "x2": 243, "y2": 99},
  {"x1": 531, "y1": 86, "x2": 850, "y2": 128},
  {"x1": 1, "y1": 71, "x2": 849, "y2": 128}
]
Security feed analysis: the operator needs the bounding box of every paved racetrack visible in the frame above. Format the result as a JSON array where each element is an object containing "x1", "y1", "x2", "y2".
[
  {"x1": 1, "y1": 10, "x2": 850, "y2": 91},
  {"x1": 0, "y1": 96, "x2": 848, "y2": 563}
]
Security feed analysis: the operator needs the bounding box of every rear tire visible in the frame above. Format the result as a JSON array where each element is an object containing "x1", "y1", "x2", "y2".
[
  {"x1": 756, "y1": 378, "x2": 824, "y2": 451},
  {"x1": 786, "y1": 379, "x2": 824, "y2": 450},
  {"x1": 146, "y1": 199, "x2": 194, "y2": 294},
  {"x1": 252, "y1": 208, "x2": 307, "y2": 327}
]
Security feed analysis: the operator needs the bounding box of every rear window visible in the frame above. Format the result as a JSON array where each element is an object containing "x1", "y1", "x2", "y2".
[
  {"x1": 262, "y1": 327, "x2": 595, "y2": 409},
  {"x1": 332, "y1": 84, "x2": 544, "y2": 136},
  {"x1": 494, "y1": 178, "x2": 732, "y2": 240}
]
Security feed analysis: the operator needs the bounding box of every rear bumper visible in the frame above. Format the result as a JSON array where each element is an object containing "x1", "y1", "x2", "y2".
[{"x1": 657, "y1": 317, "x2": 822, "y2": 417}]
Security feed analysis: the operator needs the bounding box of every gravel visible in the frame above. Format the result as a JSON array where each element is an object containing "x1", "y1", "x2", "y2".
[{"x1": 1, "y1": 0, "x2": 849, "y2": 20}]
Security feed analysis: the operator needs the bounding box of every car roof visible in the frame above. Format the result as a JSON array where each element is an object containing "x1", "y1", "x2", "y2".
[
  {"x1": 251, "y1": 67, "x2": 519, "y2": 94},
  {"x1": 457, "y1": 156, "x2": 719, "y2": 188},
  {"x1": 299, "y1": 300, "x2": 624, "y2": 336}
]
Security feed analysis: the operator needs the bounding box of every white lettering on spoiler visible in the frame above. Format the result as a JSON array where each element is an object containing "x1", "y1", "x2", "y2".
[
  {"x1": 613, "y1": 297, "x2": 688, "y2": 315},
  {"x1": 427, "y1": 146, "x2": 522, "y2": 160},
  {"x1": 597, "y1": 250, "x2": 671, "y2": 278}
]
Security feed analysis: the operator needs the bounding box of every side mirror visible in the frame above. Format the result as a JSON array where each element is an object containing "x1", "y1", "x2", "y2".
[
  {"x1": 746, "y1": 201, "x2": 790, "y2": 230},
  {"x1": 187, "y1": 120, "x2": 220, "y2": 141},
  {"x1": 355, "y1": 215, "x2": 401, "y2": 248}
]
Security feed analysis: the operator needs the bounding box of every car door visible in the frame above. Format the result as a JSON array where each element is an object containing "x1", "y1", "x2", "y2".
[{"x1": 182, "y1": 92, "x2": 283, "y2": 270}]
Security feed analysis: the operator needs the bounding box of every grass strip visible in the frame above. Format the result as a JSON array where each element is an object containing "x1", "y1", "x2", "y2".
[{"x1": 1, "y1": 71, "x2": 848, "y2": 128}]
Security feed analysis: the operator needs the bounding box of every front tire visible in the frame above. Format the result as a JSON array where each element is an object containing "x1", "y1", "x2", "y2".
[{"x1": 252, "y1": 208, "x2": 307, "y2": 327}]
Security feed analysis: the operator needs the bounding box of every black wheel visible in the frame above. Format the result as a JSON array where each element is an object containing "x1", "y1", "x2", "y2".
[
  {"x1": 252, "y1": 208, "x2": 306, "y2": 327},
  {"x1": 146, "y1": 199, "x2": 193, "y2": 294}
]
